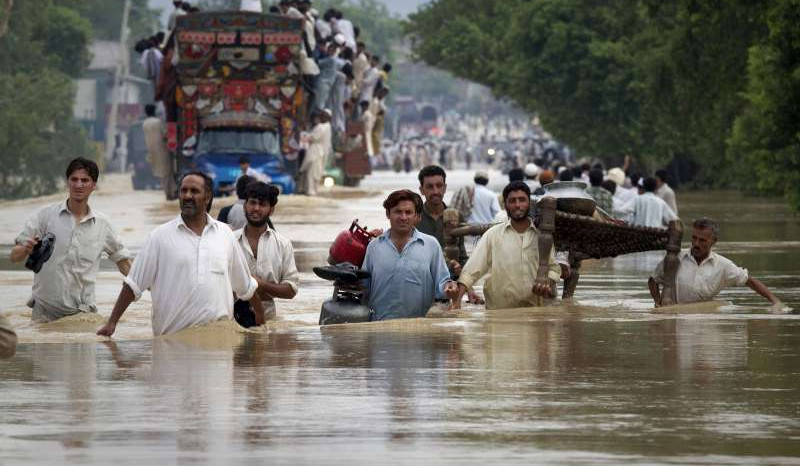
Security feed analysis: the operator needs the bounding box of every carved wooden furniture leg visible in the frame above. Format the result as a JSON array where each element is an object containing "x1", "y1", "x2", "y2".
[
  {"x1": 442, "y1": 208, "x2": 461, "y2": 265},
  {"x1": 535, "y1": 197, "x2": 556, "y2": 290},
  {"x1": 659, "y1": 220, "x2": 683, "y2": 306},
  {"x1": 563, "y1": 254, "x2": 581, "y2": 299}
]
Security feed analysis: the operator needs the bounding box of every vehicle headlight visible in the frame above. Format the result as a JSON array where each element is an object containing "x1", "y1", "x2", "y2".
[
  {"x1": 487, "y1": 148, "x2": 496, "y2": 156},
  {"x1": 323, "y1": 176, "x2": 335, "y2": 188}
]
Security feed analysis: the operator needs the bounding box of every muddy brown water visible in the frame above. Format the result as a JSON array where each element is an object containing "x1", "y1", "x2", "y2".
[{"x1": 1, "y1": 172, "x2": 799, "y2": 464}]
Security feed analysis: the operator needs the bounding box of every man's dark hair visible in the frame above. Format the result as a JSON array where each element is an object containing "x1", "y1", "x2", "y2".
[
  {"x1": 180, "y1": 171, "x2": 214, "y2": 212},
  {"x1": 693, "y1": 217, "x2": 719, "y2": 240},
  {"x1": 630, "y1": 172, "x2": 642, "y2": 187},
  {"x1": 572, "y1": 166, "x2": 583, "y2": 178},
  {"x1": 144, "y1": 104, "x2": 156, "y2": 117},
  {"x1": 341, "y1": 48, "x2": 354, "y2": 62},
  {"x1": 508, "y1": 168, "x2": 524, "y2": 182},
  {"x1": 333, "y1": 9, "x2": 343, "y2": 19},
  {"x1": 642, "y1": 176, "x2": 658, "y2": 193},
  {"x1": 236, "y1": 175, "x2": 252, "y2": 200},
  {"x1": 155, "y1": 31, "x2": 165, "y2": 43},
  {"x1": 383, "y1": 189, "x2": 423, "y2": 214},
  {"x1": 66, "y1": 157, "x2": 99, "y2": 182},
  {"x1": 601, "y1": 179, "x2": 616, "y2": 195},
  {"x1": 353, "y1": 25, "x2": 360, "y2": 38},
  {"x1": 245, "y1": 181, "x2": 280, "y2": 206},
  {"x1": 382, "y1": 63, "x2": 392, "y2": 73},
  {"x1": 269, "y1": 5, "x2": 280, "y2": 13},
  {"x1": 417, "y1": 165, "x2": 446, "y2": 186},
  {"x1": 238, "y1": 155, "x2": 250, "y2": 165},
  {"x1": 589, "y1": 168, "x2": 603, "y2": 186},
  {"x1": 474, "y1": 175, "x2": 489, "y2": 186},
  {"x1": 558, "y1": 169, "x2": 574, "y2": 182},
  {"x1": 502, "y1": 180, "x2": 531, "y2": 203},
  {"x1": 134, "y1": 39, "x2": 148, "y2": 54},
  {"x1": 592, "y1": 162, "x2": 604, "y2": 171},
  {"x1": 655, "y1": 169, "x2": 669, "y2": 183}
]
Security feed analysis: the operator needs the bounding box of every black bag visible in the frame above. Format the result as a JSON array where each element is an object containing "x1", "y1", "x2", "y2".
[
  {"x1": 25, "y1": 233, "x2": 56, "y2": 274},
  {"x1": 233, "y1": 299, "x2": 257, "y2": 328}
]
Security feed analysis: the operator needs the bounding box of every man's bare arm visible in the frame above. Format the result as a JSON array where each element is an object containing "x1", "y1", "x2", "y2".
[
  {"x1": 746, "y1": 277, "x2": 779, "y2": 305},
  {"x1": 96, "y1": 284, "x2": 136, "y2": 337},
  {"x1": 116, "y1": 259, "x2": 132, "y2": 276},
  {"x1": 648, "y1": 277, "x2": 662, "y2": 307},
  {"x1": 10, "y1": 237, "x2": 38, "y2": 263},
  {"x1": 255, "y1": 277, "x2": 296, "y2": 301}
]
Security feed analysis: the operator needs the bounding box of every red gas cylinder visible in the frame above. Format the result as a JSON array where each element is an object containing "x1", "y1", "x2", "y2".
[{"x1": 328, "y1": 220, "x2": 373, "y2": 267}]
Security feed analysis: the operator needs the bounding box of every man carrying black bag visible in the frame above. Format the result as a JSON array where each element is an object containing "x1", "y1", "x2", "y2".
[{"x1": 10, "y1": 158, "x2": 132, "y2": 322}]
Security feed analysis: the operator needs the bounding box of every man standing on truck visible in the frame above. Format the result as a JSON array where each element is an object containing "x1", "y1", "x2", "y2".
[{"x1": 299, "y1": 111, "x2": 331, "y2": 195}]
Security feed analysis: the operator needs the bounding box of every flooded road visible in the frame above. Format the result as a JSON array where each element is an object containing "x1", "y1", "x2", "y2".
[{"x1": 1, "y1": 170, "x2": 799, "y2": 464}]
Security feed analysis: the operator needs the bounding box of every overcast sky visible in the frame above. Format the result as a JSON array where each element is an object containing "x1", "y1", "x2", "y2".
[{"x1": 149, "y1": 0, "x2": 429, "y2": 23}]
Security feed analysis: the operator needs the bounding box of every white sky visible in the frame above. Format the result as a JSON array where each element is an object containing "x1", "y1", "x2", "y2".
[{"x1": 149, "y1": 0, "x2": 429, "y2": 25}]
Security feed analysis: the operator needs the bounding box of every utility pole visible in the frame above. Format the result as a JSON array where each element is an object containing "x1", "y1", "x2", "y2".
[{"x1": 104, "y1": 0, "x2": 131, "y2": 171}]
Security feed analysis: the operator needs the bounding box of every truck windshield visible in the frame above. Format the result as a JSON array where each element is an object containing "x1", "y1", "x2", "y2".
[{"x1": 197, "y1": 129, "x2": 280, "y2": 155}]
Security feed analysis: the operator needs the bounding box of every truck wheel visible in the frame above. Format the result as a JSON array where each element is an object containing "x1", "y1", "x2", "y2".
[
  {"x1": 132, "y1": 174, "x2": 145, "y2": 190},
  {"x1": 343, "y1": 175, "x2": 361, "y2": 187}
]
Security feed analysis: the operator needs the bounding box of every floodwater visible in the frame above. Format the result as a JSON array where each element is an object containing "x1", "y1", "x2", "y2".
[{"x1": 1, "y1": 170, "x2": 799, "y2": 464}]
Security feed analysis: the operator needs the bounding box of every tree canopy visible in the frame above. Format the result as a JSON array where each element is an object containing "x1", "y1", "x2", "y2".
[{"x1": 407, "y1": 0, "x2": 800, "y2": 208}]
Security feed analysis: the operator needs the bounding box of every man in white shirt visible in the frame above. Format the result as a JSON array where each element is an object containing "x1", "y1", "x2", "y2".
[
  {"x1": 359, "y1": 55, "x2": 381, "y2": 104},
  {"x1": 141, "y1": 104, "x2": 174, "y2": 198},
  {"x1": 240, "y1": 0, "x2": 262, "y2": 12},
  {"x1": 649, "y1": 218, "x2": 779, "y2": 306},
  {"x1": 454, "y1": 181, "x2": 561, "y2": 310},
  {"x1": 331, "y1": 9, "x2": 356, "y2": 52},
  {"x1": 655, "y1": 169, "x2": 679, "y2": 214},
  {"x1": 632, "y1": 177, "x2": 678, "y2": 228},
  {"x1": 224, "y1": 175, "x2": 253, "y2": 231},
  {"x1": 97, "y1": 172, "x2": 265, "y2": 337},
  {"x1": 467, "y1": 171, "x2": 501, "y2": 224},
  {"x1": 234, "y1": 182, "x2": 299, "y2": 321},
  {"x1": 11, "y1": 158, "x2": 132, "y2": 322},
  {"x1": 606, "y1": 167, "x2": 636, "y2": 222}
]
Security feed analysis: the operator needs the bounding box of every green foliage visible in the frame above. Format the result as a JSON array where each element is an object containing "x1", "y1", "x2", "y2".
[
  {"x1": 408, "y1": 0, "x2": 800, "y2": 208},
  {"x1": 0, "y1": 0, "x2": 94, "y2": 198},
  {"x1": 60, "y1": 0, "x2": 160, "y2": 42},
  {"x1": 729, "y1": 0, "x2": 800, "y2": 210}
]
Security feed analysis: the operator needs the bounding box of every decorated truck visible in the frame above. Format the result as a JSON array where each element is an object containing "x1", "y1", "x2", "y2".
[
  {"x1": 161, "y1": 11, "x2": 371, "y2": 197},
  {"x1": 163, "y1": 11, "x2": 309, "y2": 196}
]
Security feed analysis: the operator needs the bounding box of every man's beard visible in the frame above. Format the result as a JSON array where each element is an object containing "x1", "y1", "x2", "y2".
[
  {"x1": 247, "y1": 215, "x2": 270, "y2": 228},
  {"x1": 509, "y1": 209, "x2": 529, "y2": 221}
]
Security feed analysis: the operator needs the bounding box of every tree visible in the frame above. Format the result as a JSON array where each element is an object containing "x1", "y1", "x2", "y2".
[
  {"x1": 408, "y1": 0, "x2": 800, "y2": 208},
  {"x1": 0, "y1": 0, "x2": 93, "y2": 198},
  {"x1": 729, "y1": 0, "x2": 800, "y2": 209}
]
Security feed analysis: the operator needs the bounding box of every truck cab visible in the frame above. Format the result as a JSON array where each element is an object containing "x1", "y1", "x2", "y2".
[{"x1": 194, "y1": 128, "x2": 294, "y2": 195}]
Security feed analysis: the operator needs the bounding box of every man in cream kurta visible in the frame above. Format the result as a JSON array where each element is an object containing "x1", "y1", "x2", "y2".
[
  {"x1": 233, "y1": 182, "x2": 300, "y2": 318},
  {"x1": 456, "y1": 182, "x2": 561, "y2": 310}
]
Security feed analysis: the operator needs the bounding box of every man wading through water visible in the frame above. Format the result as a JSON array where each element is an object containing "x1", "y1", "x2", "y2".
[
  {"x1": 97, "y1": 172, "x2": 265, "y2": 337},
  {"x1": 233, "y1": 181, "x2": 299, "y2": 323},
  {"x1": 11, "y1": 157, "x2": 132, "y2": 322},
  {"x1": 453, "y1": 181, "x2": 561, "y2": 310},
  {"x1": 416, "y1": 165, "x2": 484, "y2": 305}
]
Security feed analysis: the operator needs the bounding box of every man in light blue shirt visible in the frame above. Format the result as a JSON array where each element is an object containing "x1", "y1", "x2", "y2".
[{"x1": 362, "y1": 189, "x2": 458, "y2": 320}]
